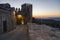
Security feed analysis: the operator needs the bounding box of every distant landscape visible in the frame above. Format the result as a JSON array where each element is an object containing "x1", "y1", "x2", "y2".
[
  {"x1": 50, "y1": 17, "x2": 60, "y2": 21},
  {"x1": 32, "y1": 17, "x2": 60, "y2": 28}
]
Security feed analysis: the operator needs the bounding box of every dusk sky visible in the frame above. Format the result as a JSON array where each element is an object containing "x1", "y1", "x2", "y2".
[{"x1": 0, "y1": 0, "x2": 60, "y2": 18}]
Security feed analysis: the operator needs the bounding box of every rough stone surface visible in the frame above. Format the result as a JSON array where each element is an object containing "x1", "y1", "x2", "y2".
[{"x1": 27, "y1": 23, "x2": 60, "y2": 40}]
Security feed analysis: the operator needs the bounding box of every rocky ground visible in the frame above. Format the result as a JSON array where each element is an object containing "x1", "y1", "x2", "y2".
[
  {"x1": 27, "y1": 23, "x2": 60, "y2": 40},
  {"x1": 0, "y1": 23, "x2": 60, "y2": 40}
]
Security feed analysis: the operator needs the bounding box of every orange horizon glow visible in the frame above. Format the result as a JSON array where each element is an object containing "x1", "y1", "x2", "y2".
[{"x1": 33, "y1": 13, "x2": 60, "y2": 18}]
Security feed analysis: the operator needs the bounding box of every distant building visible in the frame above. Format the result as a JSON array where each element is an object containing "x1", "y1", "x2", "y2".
[
  {"x1": 0, "y1": 3, "x2": 16, "y2": 34},
  {"x1": 15, "y1": 8, "x2": 23, "y2": 24},
  {"x1": 15, "y1": 3, "x2": 32, "y2": 24}
]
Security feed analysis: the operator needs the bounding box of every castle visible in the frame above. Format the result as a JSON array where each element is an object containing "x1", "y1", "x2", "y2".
[
  {"x1": 15, "y1": 3, "x2": 32, "y2": 25},
  {"x1": 0, "y1": 3, "x2": 32, "y2": 34}
]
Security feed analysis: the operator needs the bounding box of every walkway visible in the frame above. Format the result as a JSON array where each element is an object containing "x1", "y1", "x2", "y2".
[{"x1": 0, "y1": 25, "x2": 28, "y2": 40}]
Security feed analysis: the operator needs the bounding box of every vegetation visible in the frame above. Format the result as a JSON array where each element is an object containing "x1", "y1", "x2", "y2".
[{"x1": 32, "y1": 17, "x2": 60, "y2": 28}]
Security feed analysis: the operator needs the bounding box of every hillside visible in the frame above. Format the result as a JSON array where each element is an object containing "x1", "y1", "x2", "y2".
[{"x1": 32, "y1": 18, "x2": 60, "y2": 28}]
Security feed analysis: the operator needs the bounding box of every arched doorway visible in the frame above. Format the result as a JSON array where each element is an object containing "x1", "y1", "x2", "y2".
[{"x1": 16, "y1": 14, "x2": 24, "y2": 25}]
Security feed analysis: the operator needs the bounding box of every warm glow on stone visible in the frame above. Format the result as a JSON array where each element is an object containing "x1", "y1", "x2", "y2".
[
  {"x1": 21, "y1": 19, "x2": 24, "y2": 24},
  {"x1": 13, "y1": 11, "x2": 15, "y2": 15},
  {"x1": 17, "y1": 15, "x2": 22, "y2": 19}
]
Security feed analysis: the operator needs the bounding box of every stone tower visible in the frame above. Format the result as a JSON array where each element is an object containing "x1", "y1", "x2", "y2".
[{"x1": 21, "y1": 3, "x2": 32, "y2": 24}]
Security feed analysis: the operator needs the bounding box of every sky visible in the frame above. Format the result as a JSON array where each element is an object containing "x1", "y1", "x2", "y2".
[{"x1": 0, "y1": 0, "x2": 60, "y2": 18}]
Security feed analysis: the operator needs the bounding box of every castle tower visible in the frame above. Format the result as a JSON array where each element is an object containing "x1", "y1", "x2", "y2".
[{"x1": 21, "y1": 3, "x2": 32, "y2": 23}]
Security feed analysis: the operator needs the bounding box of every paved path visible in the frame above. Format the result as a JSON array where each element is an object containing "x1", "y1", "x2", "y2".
[{"x1": 0, "y1": 25, "x2": 28, "y2": 40}]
